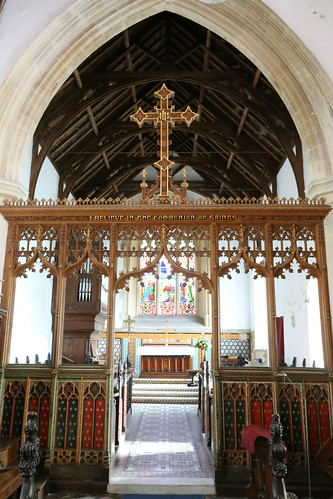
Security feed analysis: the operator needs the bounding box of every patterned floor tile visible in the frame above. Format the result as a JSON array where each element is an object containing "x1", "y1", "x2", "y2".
[{"x1": 111, "y1": 403, "x2": 214, "y2": 479}]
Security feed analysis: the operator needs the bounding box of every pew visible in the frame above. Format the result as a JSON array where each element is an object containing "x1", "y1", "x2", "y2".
[
  {"x1": 114, "y1": 361, "x2": 134, "y2": 447},
  {"x1": 0, "y1": 438, "x2": 23, "y2": 499},
  {"x1": 242, "y1": 426, "x2": 272, "y2": 498},
  {"x1": 312, "y1": 438, "x2": 333, "y2": 481},
  {"x1": 245, "y1": 437, "x2": 272, "y2": 498},
  {"x1": 242, "y1": 415, "x2": 298, "y2": 499},
  {"x1": 198, "y1": 361, "x2": 212, "y2": 446}
]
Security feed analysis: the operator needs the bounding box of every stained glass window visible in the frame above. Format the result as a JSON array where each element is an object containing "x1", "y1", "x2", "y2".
[
  {"x1": 159, "y1": 257, "x2": 176, "y2": 315},
  {"x1": 179, "y1": 275, "x2": 195, "y2": 315},
  {"x1": 139, "y1": 255, "x2": 156, "y2": 314},
  {"x1": 139, "y1": 254, "x2": 196, "y2": 316}
]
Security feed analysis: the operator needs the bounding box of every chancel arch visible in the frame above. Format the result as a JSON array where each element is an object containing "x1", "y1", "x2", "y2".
[
  {"x1": 0, "y1": 0, "x2": 333, "y2": 197},
  {"x1": 1, "y1": 1, "x2": 333, "y2": 495}
]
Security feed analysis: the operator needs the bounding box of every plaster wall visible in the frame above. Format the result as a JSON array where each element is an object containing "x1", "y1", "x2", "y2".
[
  {"x1": 275, "y1": 268, "x2": 323, "y2": 367},
  {"x1": 220, "y1": 271, "x2": 251, "y2": 330},
  {"x1": 35, "y1": 156, "x2": 60, "y2": 200},
  {"x1": 219, "y1": 270, "x2": 268, "y2": 353},
  {"x1": 2, "y1": 1, "x2": 333, "y2": 84},
  {"x1": 277, "y1": 158, "x2": 298, "y2": 200},
  {"x1": 10, "y1": 268, "x2": 53, "y2": 364}
]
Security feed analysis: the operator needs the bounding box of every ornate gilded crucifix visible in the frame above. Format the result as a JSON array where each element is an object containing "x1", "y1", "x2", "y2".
[{"x1": 130, "y1": 83, "x2": 199, "y2": 198}]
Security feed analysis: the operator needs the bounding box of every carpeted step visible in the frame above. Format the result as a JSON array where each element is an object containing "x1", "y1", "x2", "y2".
[
  {"x1": 133, "y1": 385, "x2": 198, "y2": 392},
  {"x1": 134, "y1": 389, "x2": 197, "y2": 396},
  {"x1": 134, "y1": 378, "x2": 191, "y2": 382},
  {"x1": 133, "y1": 397, "x2": 198, "y2": 404},
  {"x1": 132, "y1": 378, "x2": 199, "y2": 405}
]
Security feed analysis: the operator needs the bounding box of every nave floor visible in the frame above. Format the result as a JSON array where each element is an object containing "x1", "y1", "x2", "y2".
[
  {"x1": 107, "y1": 403, "x2": 215, "y2": 495},
  {"x1": 46, "y1": 402, "x2": 247, "y2": 499}
]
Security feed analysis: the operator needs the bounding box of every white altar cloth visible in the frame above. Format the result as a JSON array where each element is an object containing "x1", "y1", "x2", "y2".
[{"x1": 136, "y1": 346, "x2": 195, "y2": 356}]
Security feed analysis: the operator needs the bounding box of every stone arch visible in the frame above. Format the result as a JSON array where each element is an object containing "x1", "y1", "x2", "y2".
[{"x1": 0, "y1": 0, "x2": 332, "y2": 196}]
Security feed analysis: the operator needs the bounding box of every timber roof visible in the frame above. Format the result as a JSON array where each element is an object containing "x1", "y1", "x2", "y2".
[{"x1": 32, "y1": 12, "x2": 303, "y2": 201}]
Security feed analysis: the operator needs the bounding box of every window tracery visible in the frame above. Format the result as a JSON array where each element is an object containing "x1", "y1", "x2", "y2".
[{"x1": 139, "y1": 255, "x2": 196, "y2": 315}]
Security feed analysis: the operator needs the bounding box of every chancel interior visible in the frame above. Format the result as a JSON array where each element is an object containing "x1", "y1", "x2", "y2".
[{"x1": 0, "y1": 3, "x2": 333, "y2": 498}]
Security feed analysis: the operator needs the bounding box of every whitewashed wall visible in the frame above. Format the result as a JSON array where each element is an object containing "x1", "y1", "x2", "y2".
[
  {"x1": 10, "y1": 264, "x2": 53, "y2": 364},
  {"x1": 35, "y1": 156, "x2": 60, "y2": 200}
]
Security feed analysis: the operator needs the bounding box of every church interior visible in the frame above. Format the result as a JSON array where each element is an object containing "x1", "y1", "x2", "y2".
[{"x1": 0, "y1": 1, "x2": 333, "y2": 498}]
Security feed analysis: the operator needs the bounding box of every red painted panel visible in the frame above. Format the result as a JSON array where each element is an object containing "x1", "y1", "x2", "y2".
[
  {"x1": 93, "y1": 398, "x2": 105, "y2": 449},
  {"x1": 82, "y1": 398, "x2": 94, "y2": 449},
  {"x1": 263, "y1": 400, "x2": 273, "y2": 429}
]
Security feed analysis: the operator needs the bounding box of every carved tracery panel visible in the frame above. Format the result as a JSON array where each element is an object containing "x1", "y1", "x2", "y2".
[
  {"x1": 66, "y1": 225, "x2": 110, "y2": 271},
  {"x1": 278, "y1": 382, "x2": 304, "y2": 466},
  {"x1": 117, "y1": 226, "x2": 162, "y2": 275},
  {"x1": 305, "y1": 383, "x2": 331, "y2": 455},
  {"x1": 116, "y1": 224, "x2": 212, "y2": 296},
  {"x1": 16, "y1": 224, "x2": 59, "y2": 275},
  {"x1": 218, "y1": 225, "x2": 266, "y2": 278},
  {"x1": 166, "y1": 225, "x2": 210, "y2": 268},
  {"x1": 1, "y1": 381, "x2": 26, "y2": 438},
  {"x1": 272, "y1": 224, "x2": 318, "y2": 277},
  {"x1": 249, "y1": 382, "x2": 273, "y2": 428}
]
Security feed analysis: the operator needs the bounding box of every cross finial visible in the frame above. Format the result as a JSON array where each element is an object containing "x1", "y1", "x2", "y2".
[
  {"x1": 131, "y1": 84, "x2": 199, "y2": 199},
  {"x1": 124, "y1": 314, "x2": 135, "y2": 332}
]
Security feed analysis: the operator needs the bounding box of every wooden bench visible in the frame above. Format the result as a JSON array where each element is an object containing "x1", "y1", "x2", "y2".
[
  {"x1": 0, "y1": 468, "x2": 23, "y2": 499},
  {"x1": 0, "y1": 438, "x2": 22, "y2": 499},
  {"x1": 313, "y1": 438, "x2": 333, "y2": 481},
  {"x1": 35, "y1": 475, "x2": 49, "y2": 499}
]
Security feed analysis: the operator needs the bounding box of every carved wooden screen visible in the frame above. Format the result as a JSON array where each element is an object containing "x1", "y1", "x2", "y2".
[
  {"x1": 0, "y1": 198, "x2": 331, "y2": 372},
  {"x1": 116, "y1": 224, "x2": 211, "y2": 318}
]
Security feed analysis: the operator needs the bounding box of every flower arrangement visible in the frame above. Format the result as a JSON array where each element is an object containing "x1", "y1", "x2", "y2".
[{"x1": 194, "y1": 336, "x2": 209, "y2": 351}]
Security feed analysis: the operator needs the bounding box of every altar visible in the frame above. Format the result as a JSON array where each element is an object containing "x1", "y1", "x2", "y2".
[{"x1": 137, "y1": 345, "x2": 195, "y2": 377}]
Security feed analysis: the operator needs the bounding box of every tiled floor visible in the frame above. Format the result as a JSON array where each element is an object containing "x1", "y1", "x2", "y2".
[
  {"x1": 112, "y1": 404, "x2": 213, "y2": 478},
  {"x1": 108, "y1": 403, "x2": 216, "y2": 494}
]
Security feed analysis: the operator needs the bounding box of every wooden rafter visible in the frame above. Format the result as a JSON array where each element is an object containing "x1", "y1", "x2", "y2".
[{"x1": 31, "y1": 13, "x2": 303, "y2": 202}]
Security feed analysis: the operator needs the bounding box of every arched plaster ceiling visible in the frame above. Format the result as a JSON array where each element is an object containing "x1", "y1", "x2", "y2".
[{"x1": 32, "y1": 12, "x2": 303, "y2": 200}]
